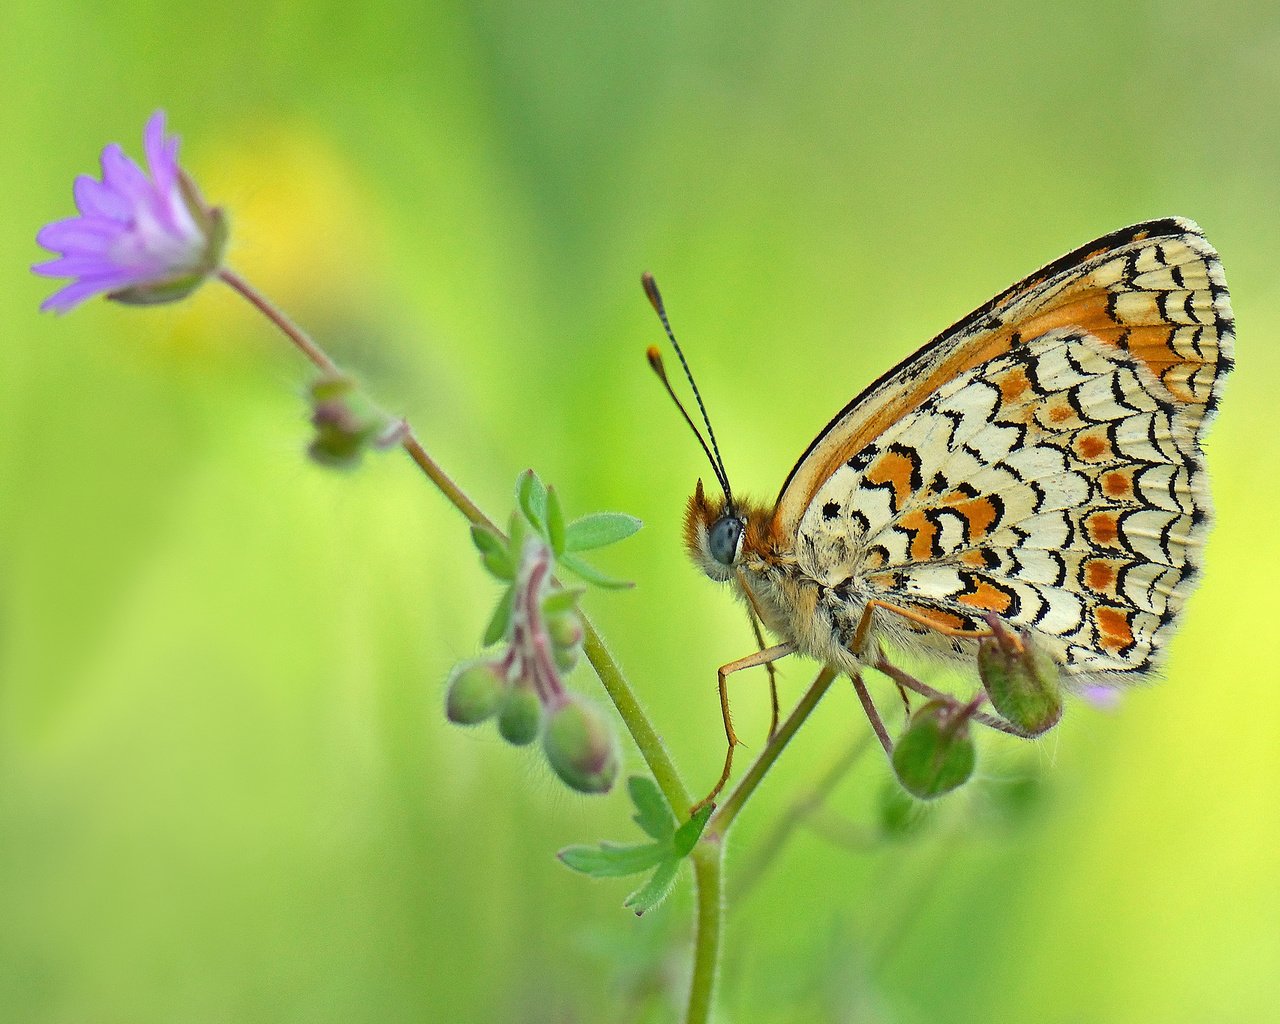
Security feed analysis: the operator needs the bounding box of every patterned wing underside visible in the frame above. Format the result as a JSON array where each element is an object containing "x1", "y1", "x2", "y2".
[{"x1": 793, "y1": 223, "x2": 1232, "y2": 680}]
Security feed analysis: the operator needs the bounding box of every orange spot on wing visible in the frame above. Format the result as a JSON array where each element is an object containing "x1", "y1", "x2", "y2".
[
  {"x1": 956, "y1": 579, "x2": 1015, "y2": 615},
  {"x1": 1075, "y1": 432, "x2": 1110, "y2": 461},
  {"x1": 1086, "y1": 511, "x2": 1119, "y2": 546},
  {"x1": 1085, "y1": 559, "x2": 1117, "y2": 593},
  {"x1": 901, "y1": 605, "x2": 972, "y2": 633},
  {"x1": 1102, "y1": 469, "x2": 1133, "y2": 498},
  {"x1": 895, "y1": 510, "x2": 938, "y2": 562},
  {"x1": 945, "y1": 495, "x2": 1001, "y2": 539},
  {"x1": 1016, "y1": 291, "x2": 1115, "y2": 340},
  {"x1": 1095, "y1": 605, "x2": 1135, "y2": 654},
  {"x1": 999, "y1": 365, "x2": 1030, "y2": 403},
  {"x1": 865, "y1": 449, "x2": 918, "y2": 511}
]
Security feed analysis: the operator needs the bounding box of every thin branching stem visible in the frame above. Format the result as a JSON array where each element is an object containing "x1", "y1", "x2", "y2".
[
  {"x1": 710, "y1": 665, "x2": 840, "y2": 837},
  {"x1": 218, "y1": 268, "x2": 690, "y2": 813},
  {"x1": 730, "y1": 730, "x2": 874, "y2": 903}
]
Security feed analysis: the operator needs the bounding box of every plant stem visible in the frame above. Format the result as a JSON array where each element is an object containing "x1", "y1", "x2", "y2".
[
  {"x1": 729, "y1": 730, "x2": 873, "y2": 903},
  {"x1": 709, "y1": 665, "x2": 839, "y2": 837},
  {"x1": 581, "y1": 620, "x2": 690, "y2": 815},
  {"x1": 872, "y1": 655, "x2": 1030, "y2": 737},
  {"x1": 218, "y1": 268, "x2": 688, "y2": 810},
  {"x1": 684, "y1": 840, "x2": 723, "y2": 1024}
]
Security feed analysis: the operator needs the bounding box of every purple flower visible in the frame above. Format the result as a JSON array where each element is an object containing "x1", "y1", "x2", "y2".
[{"x1": 33, "y1": 111, "x2": 225, "y2": 313}]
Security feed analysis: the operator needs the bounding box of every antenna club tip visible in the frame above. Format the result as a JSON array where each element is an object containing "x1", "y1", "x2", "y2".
[
  {"x1": 640, "y1": 272, "x2": 664, "y2": 313},
  {"x1": 646, "y1": 345, "x2": 662, "y2": 365}
]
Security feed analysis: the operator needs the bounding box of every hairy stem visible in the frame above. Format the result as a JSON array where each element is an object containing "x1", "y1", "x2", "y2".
[
  {"x1": 730, "y1": 730, "x2": 874, "y2": 902},
  {"x1": 218, "y1": 268, "x2": 688, "y2": 811},
  {"x1": 710, "y1": 665, "x2": 839, "y2": 837},
  {"x1": 685, "y1": 841, "x2": 723, "y2": 1024}
]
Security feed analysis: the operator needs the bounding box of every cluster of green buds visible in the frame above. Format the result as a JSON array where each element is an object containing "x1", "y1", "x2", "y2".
[
  {"x1": 307, "y1": 373, "x2": 407, "y2": 470},
  {"x1": 445, "y1": 471, "x2": 641, "y2": 794},
  {"x1": 888, "y1": 615, "x2": 1065, "y2": 801}
]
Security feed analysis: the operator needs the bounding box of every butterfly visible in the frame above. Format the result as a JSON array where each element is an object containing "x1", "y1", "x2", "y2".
[{"x1": 645, "y1": 217, "x2": 1233, "y2": 805}]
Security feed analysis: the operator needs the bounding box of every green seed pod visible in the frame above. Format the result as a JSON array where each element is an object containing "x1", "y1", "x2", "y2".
[
  {"x1": 543, "y1": 698, "x2": 619, "y2": 795},
  {"x1": 497, "y1": 683, "x2": 544, "y2": 746},
  {"x1": 978, "y1": 626, "x2": 1063, "y2": 736},
  {"x1": 553, "y1": 642, "x2": 582, "y2": 674},
  {"x1": 444, "y1": 660, "x2": 506, "y2": 725},
  {"x1": 892, "y1": 700, "x2": 976, "y2": 800},
  {"x1": 545, "y1": 609, "x2": 584, "y2": 651}
]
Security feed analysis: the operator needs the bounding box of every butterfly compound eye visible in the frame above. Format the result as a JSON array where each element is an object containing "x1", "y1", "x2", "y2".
[{"x1": 708, "y1": 515, "x2": 744, "y2": 567}]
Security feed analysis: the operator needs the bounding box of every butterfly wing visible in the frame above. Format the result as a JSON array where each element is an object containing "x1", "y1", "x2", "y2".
[{"x1": 776, "y1": 219, "x2": 1232, "y2": 679}]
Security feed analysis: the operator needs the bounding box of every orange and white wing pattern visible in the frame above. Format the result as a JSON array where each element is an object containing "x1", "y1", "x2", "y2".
[{"x1": 776, "y1": 218, "x2": 1232, "y2": 681}]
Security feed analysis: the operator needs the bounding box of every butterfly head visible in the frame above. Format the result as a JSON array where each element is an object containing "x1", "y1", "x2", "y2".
[
  {"x1": 684, "y1": 479, "x2": 743, "y2": 582},
  {"x1": 684, "y1": 480, "x2": 774, "y2": 583}
]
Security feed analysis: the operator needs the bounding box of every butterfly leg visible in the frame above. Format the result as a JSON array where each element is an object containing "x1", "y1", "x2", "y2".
[
  {"x1": 691, "y1": 641, "x2": 796, "y2": 814},
  {"x1": 850, "y1": 599, "x2": 992, "y2": 658},
  {"x1": 850, "y1": 671, "x2": 893, "y2": 756},
  {"x1": 746, "y1": 611, "x2": 782, "y2": 740}
]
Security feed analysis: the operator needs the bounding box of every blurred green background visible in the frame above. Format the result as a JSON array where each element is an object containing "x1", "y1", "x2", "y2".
[{"x1": 3, "y1": 2, "x2": 1277, "y2": 1021}]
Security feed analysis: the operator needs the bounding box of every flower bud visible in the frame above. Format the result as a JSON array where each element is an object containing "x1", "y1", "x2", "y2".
[
  {"x1": 543, "y1": 698, "x2": 619, "y2": 794},
  {"x1": 497, "y1": 682, "x2": 544, "y2": 746},
  {"x1": 892, "y1": 700, "x2": 976, "y2": 800},
  {"x1": 545, "y1": 610, "x2": 584, "y2": 651},
  {"x1": 978, "y1": 622, "x2": 1063, "y2": 736},
  {"x1": 444, "y1": 659, "x2": 506, "y2": 725},
  {"x1": 307, "y1": 374, "x2": 403, "y2": 470}
]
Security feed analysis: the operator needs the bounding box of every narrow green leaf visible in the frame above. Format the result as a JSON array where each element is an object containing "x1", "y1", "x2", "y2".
[
  {"x1": 546, "y1": 486, "x2": 566, "y2": 556},
  {"x1": 507, "y1": 508, "x2": 528, "y2": 557},
  {"x1": 469, "y1": 524, "x2": 505, "y2": 558},
  {"x1": 541, "y1": 587, "x2": 584, "y2": 616},
  {"x1": 672, "y1": 804, "x2": 714, "y2": 857},
  {"x1": 565, "y1": 512, "x2": 643, "y2": 552},
  {"x1": 628, "y1": 776, "x2": 676, "y2": 842},
  {"x1": 482, "y1": 549, "x2": 515, "y2": 581},
  {"x1": 517, "y1": 470, "x2": 548, "y2": 535},
  {"x1": 625, "y1": 857, "x2": 681, "y2": 916},
  {"x1": 557, "y1": 840, "x2": 668, "y2": 878},
  {"x1": 482, "y1": 586, "x2": 515, "y2": 646},
  {"x1": 561, "y1": 553, "x2": 634, "y2": 590}
]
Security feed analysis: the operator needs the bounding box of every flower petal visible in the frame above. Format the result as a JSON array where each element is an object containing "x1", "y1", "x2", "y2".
[
  {"x1": 99, "y1": 143, "x2": 152, "y2": 206},
  {"x1": 73, "y1": 174, "x2": 131, "y2": 221},
  {"x1": 36, "y1": 216, "x2": 121, "y2": 254},
  {"x1": 143, "y1": 110, "x2": 177, "y2": 196}
]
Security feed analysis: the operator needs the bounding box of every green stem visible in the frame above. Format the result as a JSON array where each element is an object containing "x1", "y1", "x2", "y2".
[
  {"x1": 684, "y1": 840, "x2": 723, "y2": 1024},
  {"x1": 729, "y1": 730, "x2": 873, "y2": 903},
  {"x1": 581, "y1": 620, "x2": 690, "y2": 815},
  {"x1": 218, "y1": 268, "x2": 687, "y2": 809},
  {"x1": 681, "y1": 666, "x2": 840, "y2": 1022},
  {"x1": 709, "y1": 665, "x2": 839, "y2": 837}
]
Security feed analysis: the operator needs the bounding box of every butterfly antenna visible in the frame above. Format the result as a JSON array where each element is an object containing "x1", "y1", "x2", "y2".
[{"x1": 641, "y1": 272, "x2": 734, "y2": 506}]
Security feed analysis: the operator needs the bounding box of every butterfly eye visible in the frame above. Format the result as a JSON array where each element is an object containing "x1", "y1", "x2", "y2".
[{"x1": 708, "y1": 515, "x2": 744, "y2": 567}]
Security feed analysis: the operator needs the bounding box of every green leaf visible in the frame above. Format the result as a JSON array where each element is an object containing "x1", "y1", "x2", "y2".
[
  {"x1": 625, "y1": 857, "x2": 681, "y2": 916},
  {"x1": 473, "y1": 523, "x2": 515, "y2": 580},
  {"x1": 628, "y1": 776, "x2": 676, "y2": 842},
  {"x1": 517, "y1": 470, "x2": 548, "y2": 535},
  {"x1": 561, "y1": 553, "x2": 634, "y2": 590},
  {"x1": 546, "y1": 486, "x2": 566, "y2": 557},
  {"x1": 507, "y1": 508, "x2": 529, "y2": 558},
  {"x1": 565, "y1": 512, "x2": 643, "y2": 552},
  {"x1": 482, "y1": 586, "x2": 515, "y2": 646},
  {"x1": 557, "y1": 840, "x2": 668, "y2": 878},
  {"x1": 541, "y1": 587, "x2": 584, "y2": 616},
  {"x1": 672, "y1": 803, "x2": 714, "y2": 857}
]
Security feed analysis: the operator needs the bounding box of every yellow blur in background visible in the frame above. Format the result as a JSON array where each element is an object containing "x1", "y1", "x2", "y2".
[{"x1": 2, "y1": 2, "x2": 1277, "y2": 1021}]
